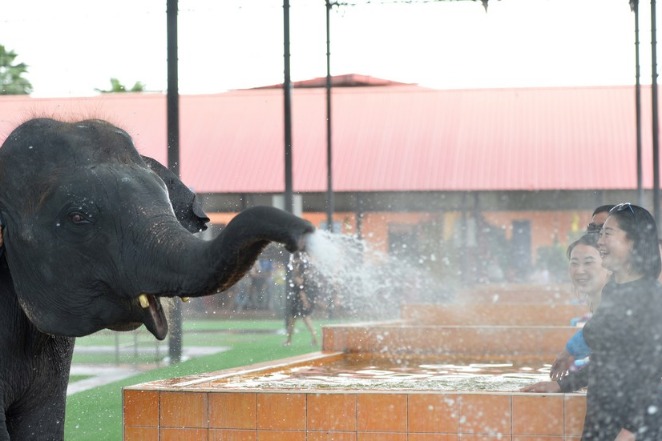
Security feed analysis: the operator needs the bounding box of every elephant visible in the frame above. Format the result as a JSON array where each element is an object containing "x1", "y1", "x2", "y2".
[{"x1": 0, "y1": 117, "x2": 314, "y2": 440}]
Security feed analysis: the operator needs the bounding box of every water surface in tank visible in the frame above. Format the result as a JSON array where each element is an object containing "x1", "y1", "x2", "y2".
[{"x1": 214, "y1": 356, "x2": 552, "y2": 392}]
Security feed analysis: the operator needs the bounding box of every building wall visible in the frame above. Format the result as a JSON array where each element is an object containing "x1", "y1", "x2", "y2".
[{"x1": 207, "y1": 208, "x2": 594, "y2": 283}]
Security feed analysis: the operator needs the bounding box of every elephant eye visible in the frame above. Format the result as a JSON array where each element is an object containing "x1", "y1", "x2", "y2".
[{"x1": 69, "y1": 212, "x2": 91, "y2": 225}]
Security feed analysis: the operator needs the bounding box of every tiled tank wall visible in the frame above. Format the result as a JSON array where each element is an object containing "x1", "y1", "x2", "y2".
[
  {"x1": 124, "y1": 386, "x2": 586, "y2": 440},
  {"x1": 123, "y1": 284, "x2": 588, "y2": 440}
]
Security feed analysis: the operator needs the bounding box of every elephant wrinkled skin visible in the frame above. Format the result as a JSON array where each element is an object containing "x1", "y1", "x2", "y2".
[{"x1": 0, "y1": 118, "x2": 314, "y2": 440}]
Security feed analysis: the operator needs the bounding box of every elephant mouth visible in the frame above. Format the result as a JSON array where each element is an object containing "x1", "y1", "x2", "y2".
[{"x1": 138, "y1": 294, "x2": 168, "y2": 340}]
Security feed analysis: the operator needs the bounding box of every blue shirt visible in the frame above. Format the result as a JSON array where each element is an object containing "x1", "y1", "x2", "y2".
[{"x1": 566, "y1": 328, "x2": 591, "y2": 359}]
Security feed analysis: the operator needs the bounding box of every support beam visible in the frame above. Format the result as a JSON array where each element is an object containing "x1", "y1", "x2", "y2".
[
  {"x1": 167, "y1": 0, "x2": 182, "y2": 365},
  {"x1": 283, "y1": 0, "x2": 294, "y2": 214}
]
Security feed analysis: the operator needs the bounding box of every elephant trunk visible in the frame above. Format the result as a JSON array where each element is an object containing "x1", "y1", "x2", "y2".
[
  {"x1": 136, "y1": 206, "x2": 312, "y2": 300},
  {"x1": 131, "y1": 206, "x2": 312, "y2": 340}
]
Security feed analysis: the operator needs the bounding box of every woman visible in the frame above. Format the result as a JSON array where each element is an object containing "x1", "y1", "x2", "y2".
[
  {"x1": 568, "y1": 233, "x2": 610, "y2": 311},
  {"x1": 550, "y1": 233, "x2": 611, "y2": 378},
  {"x1": 579, "y1": 203, "x2": 662, "y2": 440},
  {"x1": 522, "y1": 233, "x2": 610, "y2": 392}
]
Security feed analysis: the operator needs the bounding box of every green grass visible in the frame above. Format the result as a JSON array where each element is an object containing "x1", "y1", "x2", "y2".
[
  {"x1": 64, "y1": 319, "x2": 337, "y2": 441},
  {"x1": 69, "y1": 375, "x2": 94, "y2": 383}
]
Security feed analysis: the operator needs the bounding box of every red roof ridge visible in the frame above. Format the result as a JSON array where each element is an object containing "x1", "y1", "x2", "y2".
[{"x1": 248, "y1": 73, "x2": 416, "y2": 89}]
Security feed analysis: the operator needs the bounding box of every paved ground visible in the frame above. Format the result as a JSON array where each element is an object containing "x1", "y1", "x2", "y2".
[{"x1": 67, "y1": 345, "x2": 230, "y2": 395}]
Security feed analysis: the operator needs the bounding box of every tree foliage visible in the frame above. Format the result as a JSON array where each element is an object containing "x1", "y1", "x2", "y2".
[
  {"x1": 96, "y1": 77, "x2": 145, "y2": 93},
  {"x1": 0, "y1": 45, "x2": 32, "y2": 95}
]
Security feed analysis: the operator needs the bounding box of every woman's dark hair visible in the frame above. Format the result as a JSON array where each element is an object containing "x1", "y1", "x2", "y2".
[
  {"x1": 592, "y1": 204, "x2": 616, "y2": 217},
  {"x1": 566, "y1": 233, "x2": 599, "y2": 260},
  {"x1": 608, "y1": 203, "x2": 661, "y2": 279}
]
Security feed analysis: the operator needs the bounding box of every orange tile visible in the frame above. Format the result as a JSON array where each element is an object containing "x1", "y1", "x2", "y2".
[
  {"x1": 459, "y1": 394, "x2": 511, "y2": 436},
  {"x1": 408, "y1": 394, "x2": 461, "y2": 433},
  {"x1": 512, "y1": 395, "x2": 563, "y2": 436},
  {"x1": 459, "y1": 435, "x2": 508, "y2": 441},
  {"x1": 308, "y1": 431, "x2": 357, "y2": 441},
  {"x1": 512, "y1": 437, "x2": 565, "y2": 441},
  {"x1": 161, "y1": 427, "x2": 209, "y2": 441},
  {"x1": 256, "y1": 393, "x2": 306, "y2": 431},
  {"x1": 563, "y1": 395, "x2": 587, "y2": 437},
  {"x1": 209, "y1": 429, "x2": 256, "y2": 441},
  {"x1": 308, "y1": 393, "x2": 357, "y2": 431},
  {"x1": 160, "y1": 391, "x2": 208, "y2": 428},
  {"x1": 123, "y1": 426, "x2": 158, "y2": 441},
  {"x1": 209, "y1": 392, "x2": 257, "y2": 429},
  {"x1": 322, "y1": 328, "x2": 342, "y2": 351},
  {"x1": 409, "y1": 434, "x2": 458, "y2": 441},
  {"x1": 123, "y1": 390, "x2": 159, "y2": 427},
  {"x1": 256, "y1": 430, "x2": 306, "y2": 441},
  {"x1": 356, "y1": 433, "x2": 407, "y2": 441},
  {"x1": 346, "y1": 328, "x2": 375, "y2": 352},
  {"x1": 356, "y1": 393, "x2": 407, "y2": 432}
]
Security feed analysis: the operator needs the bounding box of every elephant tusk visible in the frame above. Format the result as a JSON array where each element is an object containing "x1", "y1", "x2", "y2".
[
  {"x1": 138, "y1": 294, "x2": 150, "y2": 309},
  {"x1": 181, "y1": 297, "x2": 190, "y2": 303}
]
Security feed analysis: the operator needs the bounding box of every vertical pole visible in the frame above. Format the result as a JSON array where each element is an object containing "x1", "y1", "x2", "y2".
[
  {"x1": 283, "y1": 0, "x2": 294, "y2": 214},
  {"x1": 325, "y1": 1, "x2": 335, "y2": 231},
  {"x1": 652, "y1": 0, "x2": 660, "y2": 223},
  {"x1": 167, "y1": 0, "x2": 182, "y2": 365},
  {"x1": 282, "y1": 0, "x2": 295, "y2": 335},
  {"x1": 633, "y1": 0, "x2": 644, "y2": 205}
]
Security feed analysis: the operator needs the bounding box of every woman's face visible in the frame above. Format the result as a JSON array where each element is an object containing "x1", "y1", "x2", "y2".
[
  {"x1": 569, "y1": 243, "x2": 609, "y2": 296},
  {"x1": 598, "y1": 216, "x2": 634, "y2": 276}
]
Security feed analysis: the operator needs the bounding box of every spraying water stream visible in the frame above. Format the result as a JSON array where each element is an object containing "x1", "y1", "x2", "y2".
[{"x1": 299, "y1": 230, "x2": 449, "y2": 319}]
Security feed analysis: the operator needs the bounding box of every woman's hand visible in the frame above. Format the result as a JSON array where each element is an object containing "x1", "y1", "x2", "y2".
[
  {"x1": 550, "y1": 349, "x2": 574, "y2": 380},
  {"x1": 614, "y1": 428, "x2": 635, "y2": 441},
  {"x1": 520, "y1": 381, "x2": 561, "y2": 393}
]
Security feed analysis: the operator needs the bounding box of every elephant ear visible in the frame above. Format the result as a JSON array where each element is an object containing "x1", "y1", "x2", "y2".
[{"x1": 141, "y1": 155, "x2": 209, "y2": 233}]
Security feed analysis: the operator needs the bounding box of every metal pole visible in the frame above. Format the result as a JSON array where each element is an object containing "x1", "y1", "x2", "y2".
[
  {"x1": 283, "y1": 0, "x2": 294, "y2": 214},
  {"x1": 632, "y1": 0, "x2": 644, "y2": 205},
  {"x1": 652, "y1": 0, "x2": 660, "y2": 223},
  {"x1": 325, "y1": 0, "x2": 335, "y2": 231},
  {"x1": 166, "y1": 0, "x2": 182, "y2": 365}
]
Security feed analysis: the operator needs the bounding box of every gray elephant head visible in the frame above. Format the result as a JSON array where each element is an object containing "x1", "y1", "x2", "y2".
[{"x1": 0, "y1": 118, "x2": 313, "y2": 340}]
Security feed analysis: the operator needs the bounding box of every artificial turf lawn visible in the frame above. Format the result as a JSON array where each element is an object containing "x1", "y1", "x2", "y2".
[{"x1": 65, "y1": 319, "x2": 330, "y2": 441}]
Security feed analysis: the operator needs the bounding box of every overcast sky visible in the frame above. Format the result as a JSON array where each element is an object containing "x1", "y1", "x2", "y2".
[{"x1": 0, "y1": 0, "x2": 653, "y2": 97}]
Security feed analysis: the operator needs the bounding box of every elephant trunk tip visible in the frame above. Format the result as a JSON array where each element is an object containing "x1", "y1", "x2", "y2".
[{"x1": 289, "y1": 231, "x2": 314, "y2": 253}]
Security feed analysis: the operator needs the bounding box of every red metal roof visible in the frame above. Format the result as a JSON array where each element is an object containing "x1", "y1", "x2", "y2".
[{"x1": 0, "y1": 84, "x2": 653, "y2": 194}]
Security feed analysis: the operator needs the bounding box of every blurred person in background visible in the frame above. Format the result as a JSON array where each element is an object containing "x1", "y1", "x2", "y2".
[{"x1": 283, "y1": 252, "x2": 318, "y2": 346}]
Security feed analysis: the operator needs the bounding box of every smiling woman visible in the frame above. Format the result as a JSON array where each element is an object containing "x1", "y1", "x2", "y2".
[
  {"x1": 572, "y1": 204, "x2": 662, "y2": 440},
  {"x1": 599, "y1": 203, "x2": 662, "y2": 283},
  {"x1": 568, "y1": 235, "x2": 611, "y2": 311},
  {"x1": 521, "y1": 232, "x2": 610, "y2": 392},
  {"x1": 524, "y1": 206, "x2": 662, "y2": 439}
]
